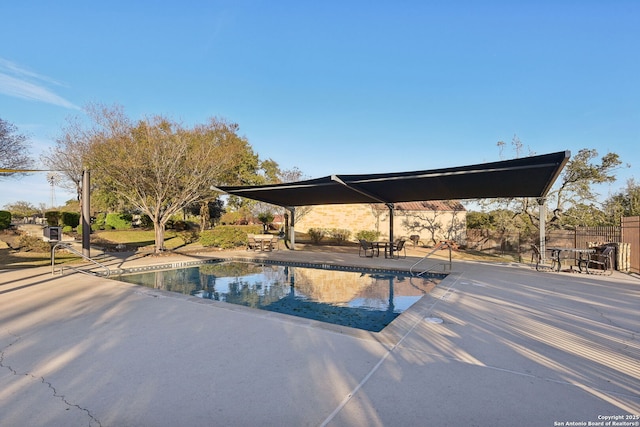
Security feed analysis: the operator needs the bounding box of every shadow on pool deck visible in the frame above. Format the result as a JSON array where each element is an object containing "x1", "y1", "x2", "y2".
[{"x1": 1, "y1": 247, "x2": 639, "y2": 426}]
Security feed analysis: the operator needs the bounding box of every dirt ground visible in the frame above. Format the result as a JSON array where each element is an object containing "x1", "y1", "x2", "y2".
[{"x1": 0, "y1": 229, "x2": 21, "y2": 249}]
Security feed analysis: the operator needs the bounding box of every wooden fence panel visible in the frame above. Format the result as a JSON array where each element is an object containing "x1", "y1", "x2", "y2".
[{"x1": 621, "y1": 216, "x2": 640, "y2": 274}]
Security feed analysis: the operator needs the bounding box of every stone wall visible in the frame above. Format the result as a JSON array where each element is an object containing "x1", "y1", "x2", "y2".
[{"x1": 295, "y1": 204, "x2": 465, "y2": 243}]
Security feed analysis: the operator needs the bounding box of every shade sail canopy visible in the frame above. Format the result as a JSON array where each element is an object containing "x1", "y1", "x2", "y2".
[{"x1": 215, "y1": 151, "x2": 570, "y2": 207}]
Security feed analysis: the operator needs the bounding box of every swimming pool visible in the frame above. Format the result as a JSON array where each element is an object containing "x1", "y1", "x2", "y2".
[{"x1": 114, "y1": 260, "x2": 444, "y2": 332}]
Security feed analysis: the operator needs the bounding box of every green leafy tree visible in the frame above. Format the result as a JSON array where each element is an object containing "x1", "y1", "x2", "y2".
[
  {"x1": 3, "y1": 201, "x2": 38, "y2": 219},
  {"x1": 257, "y1": 211, "x2": 275, "y2": 231},
  {"x1": 560, "y1": 203, "x2": 607, "y2": 227},
  {"x1": 0, "y1": 211, "x2": 11, "y2": 229},
  {"x1": 184, "y1": 199, "x2": 225, "y2": 229},
  {"x1": 551, "y1": 149, "x2": 622, "y2": 218},
  {"x1": 466, "y1": 211, "x2": 492, "y2": 229},
  {"x1": 604, "y1": 178, "x2": 640, "y2": 223}
]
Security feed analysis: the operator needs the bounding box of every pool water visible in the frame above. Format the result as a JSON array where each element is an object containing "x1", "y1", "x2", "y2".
[{"x1": 115, "y1": 261, "x2": 442, "y2": 332}]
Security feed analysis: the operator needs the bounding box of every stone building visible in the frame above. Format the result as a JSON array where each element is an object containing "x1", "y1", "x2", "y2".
[{"x1": 295, "y1": 200, "x2": 466, "y2": 246}]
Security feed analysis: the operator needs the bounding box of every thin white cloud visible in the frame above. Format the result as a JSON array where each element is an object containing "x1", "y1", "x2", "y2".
[{"x1": 0, "y1": 58, "x2": 80, "y2": 110}]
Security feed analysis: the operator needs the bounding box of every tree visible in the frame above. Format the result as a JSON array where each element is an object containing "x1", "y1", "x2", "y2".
[
  {"x1": 548, "y1": 149, "x2": 622, "y2": 223},
  {"x1": 87, "y1": 106, "x2": 251, "y2": 253},
  {"x1": 0, "y1": 118, "x2": 33, "y2": 178},
  {"x1": 400, "y1": 201, "x2": 465, "y2": 245},
  {"x1": 41, "y1": 114, "x2": 94, "y2": 202},
  {"x1": 466, "y1": 211, "x2": 493, "y2": 229},
  {"x1": 480, "y1": 141, "x2": 623, "y2": 235},
  {"x1": 603, "y1": 178, "x2": 640, "y2": 223},
  {"x1": 184, "y1": 199, "x2": 225, "y2": 229},
  {"x1": 3, "y1": 201, "x2": 38, "y2": 218},
  {"x1": 561, "y1": 203, "x2": 608, "y2": 227},
  {"x1": 257, "y1": 211, "x2": 275, "y2": 232}
]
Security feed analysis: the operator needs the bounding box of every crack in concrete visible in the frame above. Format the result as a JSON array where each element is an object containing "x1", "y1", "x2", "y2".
[{"x1": 0, "y1": 331, "x2": 103, "y2": 427}]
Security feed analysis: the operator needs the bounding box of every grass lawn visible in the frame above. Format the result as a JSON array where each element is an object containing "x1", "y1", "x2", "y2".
[
  {"x1": 0, "y1": 229, "x2": 188, "y2": 269},
  {"x1": 91, "y1": 229, "x2": 186, "y2": 250}
]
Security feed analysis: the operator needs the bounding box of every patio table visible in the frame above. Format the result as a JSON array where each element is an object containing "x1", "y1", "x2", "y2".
[
  {"x1": 371, "y1": 241, "x2": 389, "y2": 257},
  {"x1": 372, "y1": 241, "x2": 406, "y2": 259},
  {"x1": 253, "y1": 234, "x2": 278, "y2": 251},
  {"x1": 545, "y1": 247, "x2": 595, "y2": 272}
]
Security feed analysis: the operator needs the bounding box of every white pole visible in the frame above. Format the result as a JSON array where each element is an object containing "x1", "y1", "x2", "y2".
[
  {"x1": 538, "y1": 198, "x2": 546, "y2": 260},
  {"x1": 290, "y1": 207, "x2": 295, "y2": 250}
]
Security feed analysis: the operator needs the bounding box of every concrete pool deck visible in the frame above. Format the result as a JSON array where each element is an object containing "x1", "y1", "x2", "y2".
[{"x1": 1, "y1": 248, "x2": 639, "y2": 426}]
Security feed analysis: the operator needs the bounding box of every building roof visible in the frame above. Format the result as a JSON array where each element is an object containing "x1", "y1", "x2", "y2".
[{"x1": 393, "y1": 200, "x2": 466, "y2": 212}]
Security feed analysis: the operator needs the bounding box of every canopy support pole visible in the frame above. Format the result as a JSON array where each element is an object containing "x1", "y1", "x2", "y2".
[
  {"x1": 538, "y1": 198, "x2": 546, "y2": 261},
  {"x1": 387, "y1": 203, "x2": 395, "y2": 258},
  {"x1": 288, "y1": 206, "x2": 295, "y2": 250}
]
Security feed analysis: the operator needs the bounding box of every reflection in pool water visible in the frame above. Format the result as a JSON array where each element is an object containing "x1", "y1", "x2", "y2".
[{"x1": 115, "y1": 261, "x2": 443, "y2": 332}]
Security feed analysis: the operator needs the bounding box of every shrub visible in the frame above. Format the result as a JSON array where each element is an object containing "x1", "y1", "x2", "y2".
[
  {"x1": 327, "y1": 228, "x2": 351, "y2": 243},
  {"x1": 93, "y1": 212, "x2": 107, "y2": 230},
  {"x1": 62, "y1": 225, "x2": 73, "y2": 233},
  {"x1": 307, "y1": 228, "x2": 326, "y2": 244},
  {"x1": 257, "y1": 212, "x2": 274, "y2": 225},
  {"x1": 139, "y1": 215, "x2": 153, "y2": 228},
  {"x1": 61, "y1": 211, "x2": 80, "y2": 228},
  {"x1": 45, "y1": 211, "x2": 60, "y2": 226},
  {"x1": 220, "y1": 211, "x2": 248, "y2": 225},
  {"x1": 105, "y1": 213, "x2": 132, "y2": 230},
  {"x1": 355, "y1": 230, "x2": 381, "y2": 242},
  {"x1": 200, "y1": 225, "x2": 262, "y2": 249},
  {"x1": 178, "y1": 230, "x2": 200, "y2": 245},
  {"x1": 0, "y1": 211, "x2": 11, "y2": 230},
  {"x1": 173, "y1": 220, "x2": 190, "y2": 231}
]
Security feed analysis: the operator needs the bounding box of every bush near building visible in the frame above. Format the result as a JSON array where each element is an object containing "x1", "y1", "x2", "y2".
[
  {"x1": 105, "y1": 213, "x2": 133, "y2": 230},
  {"x1": 61, "y1": 212, "x2": 80, "y2": 229},
  {"x1": 200, "y1": 225, "x2": 263, "y2": 249},
  {"x1": 355, "y1": 230, "x2": 380, "y2": 242},
  {"x1": 0, "y1": 211, "x2": 11, "y2": 230},
  {"x1": 45, "y1": 211, "x2": 60, "y2": 226}
]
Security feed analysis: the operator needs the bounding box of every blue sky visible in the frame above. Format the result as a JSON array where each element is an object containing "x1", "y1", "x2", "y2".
[{"x1": 1, "y1": 0, "x2": 638, "y2": 209}]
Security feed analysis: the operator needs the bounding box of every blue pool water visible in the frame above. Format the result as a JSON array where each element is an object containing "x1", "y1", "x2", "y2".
[{"x1": 115, "y1": 261, "x2": 443, "y2": 332}]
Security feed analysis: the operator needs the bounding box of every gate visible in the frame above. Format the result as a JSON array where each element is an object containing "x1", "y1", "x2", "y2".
[{"x1": 621, "y1": 216, "x2": 640, "y2": 274}]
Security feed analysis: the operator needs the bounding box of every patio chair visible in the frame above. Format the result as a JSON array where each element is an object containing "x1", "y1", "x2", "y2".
[
  {"x1": 587, "y1": 246, "x2": 614, "y2": 275},
  {"x1": 385, "y1": 239, "x2": 407, "y2": 259},
  {"x1": 358, "y1": 239, "x2": 378, "y2": 258},
  {"x1": 265, "y1": 235, "x2": 279, "y2": 251},
  {"x1": 531, "y1": 244, "x2": 559, "y2": 271}
]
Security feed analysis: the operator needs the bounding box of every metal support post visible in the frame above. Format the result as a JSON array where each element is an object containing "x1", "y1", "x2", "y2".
[
  {"x1": 82, "y1": 170, "x2": 91, "y2": 258},
  {"x1": 387, "y1": 203, "x2": 395, "y2": 258}
]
